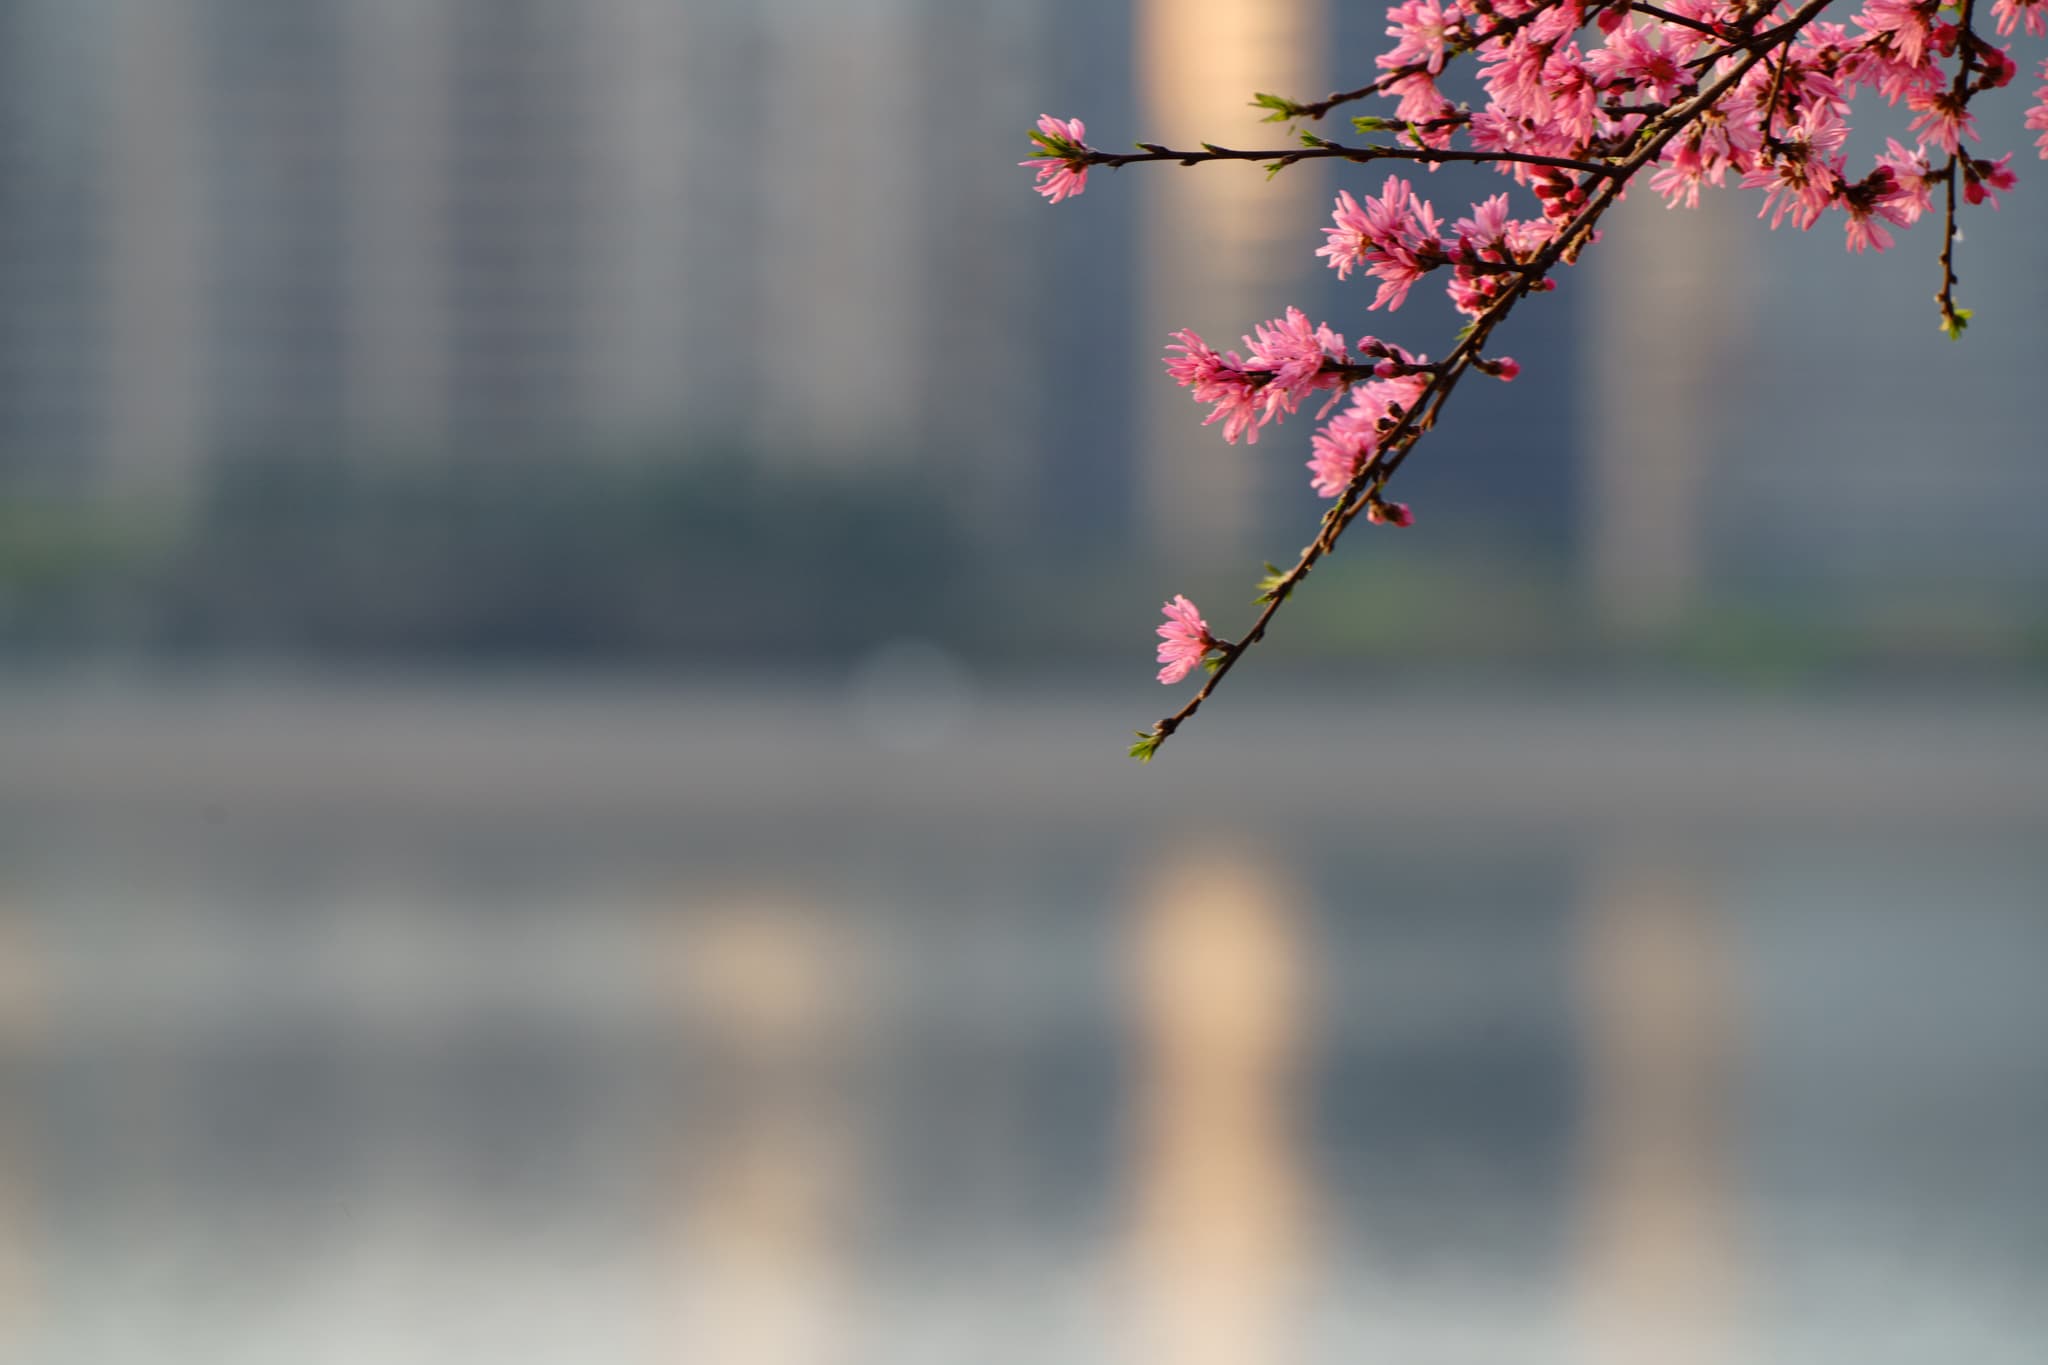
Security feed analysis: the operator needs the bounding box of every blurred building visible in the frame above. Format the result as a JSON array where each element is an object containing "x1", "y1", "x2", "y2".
[
  {"x1": 1585, "y1": 191, "x2": 1754, "y2": 633},
  {"x1": 0, "y1": 2, "x2": 124, "y2": 493},
  {"x1": 0, "y1": 0, "x2": 2040, "y2": 646},
  {"x1": 0, "y1": 2, "x2": 1059, "y2": 492}
]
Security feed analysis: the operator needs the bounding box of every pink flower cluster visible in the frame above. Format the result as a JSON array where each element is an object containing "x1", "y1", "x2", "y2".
[
  {"x1": 1318, "y1": 177, "x2": 1449, "y2": 311},
  {"x1": 1306, "y1": 362, "x2": 1433, "y2": 498},
  {"x1": 1313, "y1": 177, "x2": 1566, "y2": 316},
  {"x1": 1163, "y1": 308, "x2": 1363, "y2": 444},
  {"x1": 1639, "y1": 0, "x2": 2033, "y2": 250}
]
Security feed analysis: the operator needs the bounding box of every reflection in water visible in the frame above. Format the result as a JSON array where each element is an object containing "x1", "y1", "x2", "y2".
[
  {"x1": 1125, "y1": 839, "x2": 1312, "y2": 1365},
  {"x1": 666, "y1": 890, "x2": 866, "y2": 1365},
  {"x1": 0, "y1": 902, "x2": 32, "y2": 1350},
  {"x1": 1573, "y1": 852, "x2": 1734, "y2": 1365},
  {"x1": 0, "y1": 686, "x2": 2044, "y2": 1361}
]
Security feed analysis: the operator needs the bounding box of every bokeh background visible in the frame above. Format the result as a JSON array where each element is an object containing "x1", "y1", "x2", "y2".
[{"x1": 1, "y1": 1, "x2": 2045, "y2": 1361}]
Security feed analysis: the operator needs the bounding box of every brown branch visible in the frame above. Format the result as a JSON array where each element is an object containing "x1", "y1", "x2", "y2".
[
  {"x1": 1632, "y1": 3, "x2": 1728, "y2": 38},
  {"x1": 1089, "y1": 140, "x2": 1620, "y2": 180},
  {"x1": 1936, "y1": 0, "x2": 1979, "y2": 339},
  {"x1": 1758, "y1": 30, "x2": 1797, "y2": 154},
  {"x1": 1683, "y1": 4, "x2": 1822, "y2": 71}
]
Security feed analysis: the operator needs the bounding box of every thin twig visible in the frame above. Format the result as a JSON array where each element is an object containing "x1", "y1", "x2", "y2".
[
  {"x1": 1632, "y1": 3, "x2": 1728, "y2": 37},
  {"x1": 1278, "y1": 0, "x2": 1623, "y2": 120},
  {"x1": 1088, "y1": 141, "x2": 1620, "y2": 180}
]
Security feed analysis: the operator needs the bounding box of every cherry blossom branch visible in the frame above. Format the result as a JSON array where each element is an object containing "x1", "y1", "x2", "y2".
[
  {"x1": 1937, "y1": 0, "x2": 1982, "y2": 338},
  {"x1": 1017, "y1": 0, "x2": 2045, "y2": 756},
  {"x1": 1131, "y1": 0, "x2": 1840, "y2": 760},
  {"x1": 1088, "y1": 139, "x2": 1621, "y2": 180}
]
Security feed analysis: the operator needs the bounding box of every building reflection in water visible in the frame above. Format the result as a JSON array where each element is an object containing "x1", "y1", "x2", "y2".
[
  {"x1": 0, "y1": 901, "x2": 32, "y2": 1352},
  {"x1": 1572, "y1": 850, "x2": 1735, "y2": 1365},
  {"x1": 1123, "y1": 837, "x2": 1315, "y2": 1365},
  {"x1": 663, "y1": 887, "x2": 866, "y2": 1365}
]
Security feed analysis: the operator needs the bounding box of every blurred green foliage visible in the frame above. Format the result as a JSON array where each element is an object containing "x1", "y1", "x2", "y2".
[{"x1": 1, "y1": 445, "x2": 2045, "y2": 678}]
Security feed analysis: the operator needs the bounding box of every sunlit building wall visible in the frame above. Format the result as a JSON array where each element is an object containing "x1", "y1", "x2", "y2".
[
  {"x1": 1584, "y1": 191, "x2": 1754, "y2": 634},
  {"x1": 1136, "y1": 0, "x2": 1326, "y2": 565}
]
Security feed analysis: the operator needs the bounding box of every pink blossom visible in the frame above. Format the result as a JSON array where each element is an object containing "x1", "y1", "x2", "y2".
[
  {"x1": 1444, "y1": 194, "x2": 1554, "y2": 315},
  {"x1": 1841, "y1": 31, "x2": 1944, "y2": 105},
  {"x1": 1452, "y1": 193, "x2": 1513, "y2": 250},
  {"x1": 1907, "y1": 88, "x2": 1976, "y2": 156},
  {"x1": 1317, "y1": 177, "x2": 1447, "y2": 311},
  {"x1": 1034, "y1": 114, "x2": 1087, "y2": 145},
  {"x1": 1540, "y1": 52, "x2": 1604, "y2": 148},
  {"x1": 1856, "y1": 0, "x2": 1940, "y2": 68},
  {"x1": 1242, "y1": 307, "x2": 1349, "y2": 420},
  {"x1": 1162, "y1": 329, "x2": 1261, "y2": 444},
  {"x1": 2026, "y1": 62, "x2": 2048, "y2": 159},
  {"x1": 1380, "y1": 0, "x2": 1466, "y2": 75},
  {"x1": 1478, "y1": 32, "x2": 1557, "y2": 125},
  {"x1": 1991, "y1": 0, "x2": 2046, "y2": 38},
  {"x1": 1588, "y1": 21, "x2": 1689, "y2": 104},
  {"x1": 1874, "y1": 139, "x2": 1938, "y2": 221},
  {"x1": 1651, "y1": 141, "x2": 1719, "y2": 209},
  {"x1": 1307, "y1": 405, "x2": 1380, "y2": 499},
  {"x1": 1155, "y1": 596, "x2": 1214, "y2": 684},
  {"x1": 1164, "y1": 311, "x2": 1352, "y2": 444},
  {"x1": 1841, "y1": 200, "x2": 1899, "y2": 253},
  {"x1": 1021, "y1": 115, "x2": 1091, "y2": 204},
  {"x1": 1384, "y1": 72, "x2": 1459, "y2": 132},
  {"x1": 1742, "y1": 104, "x2": 1850, "y2": 230}
]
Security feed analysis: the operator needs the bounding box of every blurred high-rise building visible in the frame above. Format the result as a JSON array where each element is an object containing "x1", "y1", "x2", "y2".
[
  {"x1": 0, "y1": 2, "x2": 1060, "y2": 489},
  {"x1": 0, "y1": 0, "x2": 2039, "y2": 633}
]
